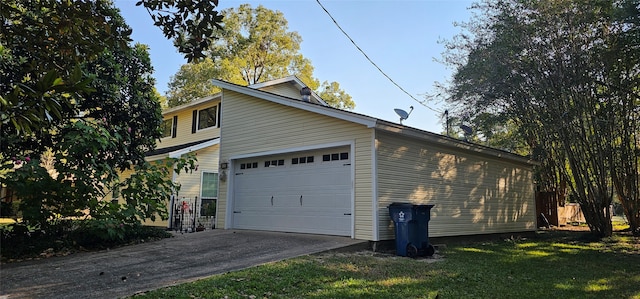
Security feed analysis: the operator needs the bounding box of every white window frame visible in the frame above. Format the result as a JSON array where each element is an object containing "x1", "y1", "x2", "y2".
[
  {"x1": 200, "y1": 171, "x2": 218, "y2": 217},
  {"x1": 161, "y1": 118, "x2": 173, "y2": 139}
]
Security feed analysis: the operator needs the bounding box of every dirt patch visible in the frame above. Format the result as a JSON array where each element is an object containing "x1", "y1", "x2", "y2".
[
  {"x1": 551, "y1": 224, "x2": 591, "y2": 232},
  {"x1": 317, "y1": 249, "x2": 445, "y2": 263}
]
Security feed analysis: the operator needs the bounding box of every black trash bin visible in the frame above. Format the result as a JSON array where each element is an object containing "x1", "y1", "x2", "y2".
[{"x1": 388, "y1": 203, "x2": 435, "y2": 257}]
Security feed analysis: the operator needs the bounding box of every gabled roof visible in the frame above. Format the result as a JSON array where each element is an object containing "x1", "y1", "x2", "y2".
[
  {"x1": 162, "y1": 76, "x2": 326, "y2": 116},
  {"x1": 248, "y1": 75, "x2": 328, "y2": 106},
  {"x1": 212, "y1": 78, "x2": 537, "y2": 167},
  {"x1": 212, "y1": 79, "x2": 378, "y2": 128},
  {"x1": 162, "y1": 94, "x2": 221, "y2": 116},
  {"x1": 247, "y1": 75, "x2": 303, "y2": 89}
]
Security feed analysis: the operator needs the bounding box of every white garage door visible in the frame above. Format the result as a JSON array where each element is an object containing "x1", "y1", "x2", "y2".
[{"x1": 232, "y1": 147, "x2": 352, "y2": 236}]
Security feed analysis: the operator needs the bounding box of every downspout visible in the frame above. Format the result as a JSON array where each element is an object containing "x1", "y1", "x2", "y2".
[{"x1": 372, "y1": 130, "x2": 380, "y2": 241}]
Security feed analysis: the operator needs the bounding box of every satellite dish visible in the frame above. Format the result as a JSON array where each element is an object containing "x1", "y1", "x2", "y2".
[
  {"x1": 460, "y1": 124, "x2": 473, "y2": 142},
  {"x1": 394, "y1": 106, "x2": 414, "y2": 124},
  {"x1": 460, "y1": 124, "x2": 473, "y2": 135}
]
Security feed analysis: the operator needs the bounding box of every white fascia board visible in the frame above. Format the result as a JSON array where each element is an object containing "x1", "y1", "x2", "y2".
[
  {"x1": 371, "y1": 130, "x2": 380, "y2": 241},
  {"x1": 168, "y1": 138, "x2": 220, "y2": 158},
  {"x1": 145, "y1": 153, "x2": 169, "y2": 161},
  {"x1": 162, "y1": 94, "x2": 221, "y2": 116},
  {"x1": 212, "y1": 79, "x2": 376, "y2": 128},
  {"x1": 376, "y1": 121, "x2": 539, "y2": 167}
]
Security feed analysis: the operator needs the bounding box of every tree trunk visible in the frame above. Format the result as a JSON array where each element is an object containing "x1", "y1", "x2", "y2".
[
  {"x1": 580, "y1": 195, "x2": 613, "y2": 238},
  {"x1": 610, "y1": 94, "x2": 640, "y2": 236}
]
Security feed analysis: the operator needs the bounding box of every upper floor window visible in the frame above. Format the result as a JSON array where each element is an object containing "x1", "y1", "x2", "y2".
[
  {"x1": 198, "y1": 106, "x2": 217, "y2": 130},
  {"x1": 161, "y1": 118, "x2": 173, "y2": 138}
]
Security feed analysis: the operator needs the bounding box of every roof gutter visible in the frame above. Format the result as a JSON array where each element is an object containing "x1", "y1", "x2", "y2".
[{"x1": 376, "y1": 120, "x2": 539, "y2": 167}]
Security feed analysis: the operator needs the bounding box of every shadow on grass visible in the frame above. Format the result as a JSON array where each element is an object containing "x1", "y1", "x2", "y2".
[
  {"x1": 134, "y1": 231, "x2": 640, "y2": 299},
  {"x1": 438, "y1": 231, "x2": 640, "y2": 298}
]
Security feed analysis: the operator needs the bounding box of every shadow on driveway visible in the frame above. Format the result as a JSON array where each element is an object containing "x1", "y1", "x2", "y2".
[{"x1": 1, "y1": 229, "x2": 366, "y2": 299}]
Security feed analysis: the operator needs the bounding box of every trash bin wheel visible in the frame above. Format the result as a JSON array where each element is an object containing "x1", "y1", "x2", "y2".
[
  {"x1": 406, "y1": 243, "x2": 418, "y2": 258},
  {"x1": 425, "y1": 244, "x2": 436, "y2": 257}
]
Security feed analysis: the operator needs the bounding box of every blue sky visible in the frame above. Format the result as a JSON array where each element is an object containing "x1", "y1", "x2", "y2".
[{"x1": 114, "y1": 0, "x2": 474, "y2": 134}]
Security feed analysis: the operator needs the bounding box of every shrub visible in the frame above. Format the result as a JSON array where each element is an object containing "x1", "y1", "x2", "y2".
[{"x1": 1, "y1": 220, "x2": 171, "y2": 261}]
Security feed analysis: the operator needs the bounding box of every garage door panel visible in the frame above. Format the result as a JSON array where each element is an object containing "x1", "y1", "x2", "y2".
[
  {"x1": 232, "y1": 147, "x2": 352, "y2": 236},
  {"x1": 300, "y1": 196, "x2": 349, "y2": 210},
  {"x1": 233, "y1": 213, "x2": 349, "y2": 235}
]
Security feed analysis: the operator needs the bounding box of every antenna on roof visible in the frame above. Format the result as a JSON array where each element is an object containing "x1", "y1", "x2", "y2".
[
  {"x1": 394, "y1": 106, "x2": 414, "y2": 124},
  {"x1": 444, "y1": 110, "x2": 450, "y2": 137}
]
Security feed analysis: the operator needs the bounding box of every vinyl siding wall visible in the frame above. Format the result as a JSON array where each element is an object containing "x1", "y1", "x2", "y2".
[
  {"x1": 256, "y1": 84, "x2": 302, "y2": 100},
  {"x1": 218, "y1": 90, "x2": 376, "y2": 240},
  {"x1": 142, "y1": 145, "x2": 220, "y2": 228},
  {"x1": 159, "y1": 100, "x2": 221, "y2": 149},
  {"x1": 173, "y1": 145, "x2": 220, "y2": 200},
  {"x1": 376, "y1": 131, "x2": 536, "y2": 239}
]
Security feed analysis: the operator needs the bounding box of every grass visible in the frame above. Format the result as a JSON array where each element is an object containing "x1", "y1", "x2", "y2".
[{"x1": 134, "y1": 230, "x2": 640, "y2": 299}]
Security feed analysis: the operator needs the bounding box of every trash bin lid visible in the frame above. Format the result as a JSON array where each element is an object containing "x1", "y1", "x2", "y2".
[
  {"x1": 388, "y1": 202, "x2": 414, "y2": 207},
  {"x1": 388, "y1": 203, "x2": 434, "y2": 209},
  {"x1": 413, "y1": 204, "x2": 435, "y2": 210}
]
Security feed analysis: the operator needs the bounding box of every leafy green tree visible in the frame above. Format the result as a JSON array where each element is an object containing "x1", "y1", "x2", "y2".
[
  {"x1": 317, "y1": 81, "x2": 354, "y2": 110},
  {"x1": 1, "y1": 0, "x2": 223, "y2": 136},
  {"x1": 445, "y1": 112, "x2": 528, "y2": 155},
  {"x1": 167, "y1": 58, "x2": 221, "y2": 104},
  {"x1": 136, "y1": 0, "x2": 224, "y2": 62},
  {"x1": 0, "y1": 0, "x2": 201, "y2": 228},
  {"x1": 440, "y1": 0, "x2": 640, "y2": 237},
  {"x1": 607, "y1": 0, "x2": 640, "y2": 234},
  {"x1": 0, "y1": 1, "x2": 122, "y2": 137},
  {"x1": 1, "y1": 1, "x2": 160, "y2": 170},
  {"x1": 166, "y1": 4, "x2": 355, "y2": 110}
]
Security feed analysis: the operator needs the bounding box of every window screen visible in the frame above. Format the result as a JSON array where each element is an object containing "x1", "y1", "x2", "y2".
[
  {"x1": 201, "y1": 199, "x2": 216, "y2": 216},
  {"x1": 161, "y1": 119, "x2": 173, "y2": 138},
  {"x1": 201, "y1": 172, "x2": 219, "y2": 199},
  {"x1": 198, "y1": 106, "x2": 217, "y2": 130}
]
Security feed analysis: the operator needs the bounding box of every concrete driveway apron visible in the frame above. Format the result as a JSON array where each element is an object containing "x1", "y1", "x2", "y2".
[{"x1": 1, "y1": 229, "x2": 365, "y2": 299}]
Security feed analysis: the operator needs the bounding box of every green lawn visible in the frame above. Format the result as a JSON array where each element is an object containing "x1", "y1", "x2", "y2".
[{"x1": 135, "y1": 230, "x2": 640, "y2": 299}]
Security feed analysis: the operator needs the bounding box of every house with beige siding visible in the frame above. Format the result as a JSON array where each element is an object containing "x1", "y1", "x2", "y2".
[
  {"x1": 142, "y1": 75, "x2": 537, "y2": 241},
  {"x1": 140, "y1": 76, "x2": 327, "y2": 230},
  {"x1": 211, "y1": 78, "x2": 538, "y2": 242}
]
